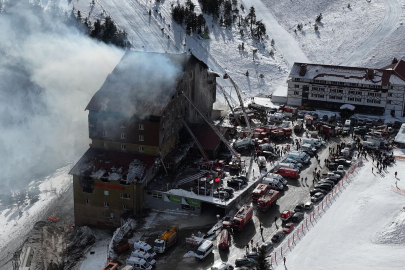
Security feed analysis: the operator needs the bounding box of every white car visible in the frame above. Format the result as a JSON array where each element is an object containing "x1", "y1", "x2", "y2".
[
  {"x1": 337, "y1": 165, "x2": 345, "y2": 174},
  {"x1": 304, "y1": 202, "x2": 313, "y2": 210},
  {"x1": 207, "y1": 261, "x2": 234, "y2": 270}
]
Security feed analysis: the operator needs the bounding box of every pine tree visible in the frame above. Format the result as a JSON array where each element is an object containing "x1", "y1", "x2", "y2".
[
  {"x1": 256, "y1": 248, "x2": 270, "y2": 270},
  {"x1": 253, "y1": 20, "x2": 266, "y2": 41},
  {"x1": 247, "y1": 6, "x2": 256, "y2": 33}
]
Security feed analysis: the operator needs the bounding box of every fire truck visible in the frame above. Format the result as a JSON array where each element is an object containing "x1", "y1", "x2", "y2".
[
  {"x1": 251, "y1": 184, "x2": 270, "y2": 203},
  {"x1": 232, "y1": 205, "x2": 254, "y2": 231},
  {"x1": 257, "y1": 190, "x2": 279, "y2": 212},
  {"x1": 270, "y1": 128, "x2": 292, "y2": 141},
  {"x1": 279, "y1": 105, "x2": 298, "y2": 115}
]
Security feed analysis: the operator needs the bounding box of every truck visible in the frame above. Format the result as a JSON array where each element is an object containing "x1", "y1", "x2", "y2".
[
  {"x1": 273, "y1": 167, "x2": 299, "y2": 180},
  {"x1": 257, "y1": 190, "x2": 279, "y2": 211},
  {"x1": 232, "y1": 205, "x2": 254, "y2": 231},
  {"x1": 280, "y1": 210, "x2": 293, "y2": 222},
  {"x1": 114, "y1": 240, "x2": 130, "y2": 254},
  {"x1": 153, "y1": 226, "x2": 179, "y2": 253},
  {"x1": 251, "y1": 184, "x2": 270, "y2": 203},
  {"x1": 233, "y1": 139, "x2": 252, "y2": 151},
  {"x1": 270, "y1": 128, "x2": 292, "y2": 141},
  {"x1": 279, "y1": 104, "x2": 298, "y2": 115},
  {"x1": 294, "y1": 119, "x2": 303, "y2": 132}
]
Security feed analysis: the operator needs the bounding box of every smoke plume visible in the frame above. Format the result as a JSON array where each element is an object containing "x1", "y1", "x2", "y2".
[{"x1": 0, "y1": 0, "x2": 124, "y2": 193}]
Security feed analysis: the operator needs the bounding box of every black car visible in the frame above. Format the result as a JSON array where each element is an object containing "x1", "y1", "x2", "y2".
[
  {"x1": 327, "y1": 162, "x2": 338, "y2": 170},
  {"x1": 332, "y1": 170, "x2": 345, "y2": 177},
  {"x1": 324, "y1": 177, "x2": 340, "y2": 184},
  {"x1": 336, "y1": 158, "x2": 351, "y2": 166},
  {"x1": 236, "y1": 176, "x2": 248, "y2": 183},
  {"x1": 193, "y1": 187, "x2": 211, "y2": 196},
  {"x1": 291, "y1": 212, "x2": 304, "y2": 223},
  {"x1": 294, "y1": 203, "x2": 305, "y2": 212},
  {"x1": 271, "y1": 231, "x2": 286, "y2": 243},
  {"x1": 315, "y1": 183, "x2": 333, "y2": 191},
  {"x1": 309, "y1": 188, "x2": 328, "y2": 196},
  {"x1": 312, "y1": 113, "x2": 319, "y2": 120},
  {"x1": 262, "y1": 151, "x2": 278, "y2": 159},
  {"x1": 303, "y1": 150, "x2": 315, "y2": 157},
  {"x1": 227, "y1": 178, "x2": 245, "y2": 188},
  {"x1": 235, "y1": 258, "x2": 257, "y2": 267},
  {"x1": 245, "y1": 252, "x2": 260, "y2": 260},
  {"x1": 322, "y1": 115, "x2": 328, "y2": 122},
  {"x1": 213, "y1": 191, "x2": 230, "y2": 199},
  {"x1": 318, "y1": 180, "x2": 335, "y2": 187},
  {"x1": 220, "y1": 187, "x2": 235, "y2": 196},
  {"x1": 270, "y1": 108, "x2": 278, "y2": 114}
]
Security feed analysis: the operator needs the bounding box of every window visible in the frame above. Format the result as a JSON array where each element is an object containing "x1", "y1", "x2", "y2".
[
  {"x1": 86, "y1": 199, "x2": 90, "y2": 204},
  {"x1": 387, "y1": 100, "x2": 392, "y2": 104},
  {"x1": 123, "y1": 204, "x2": 127, "y2": 210},
  {"x1": 329, "y1": 95, "x2": 343, "y2": 100},
  {"x1": 102, "y1": 131, "x2": 107, "y2": 137},
  {"x1": 294, "y1": 91, "x2": 299, "y2": 95},
  {"x1": 355, "y1": 98, "x2": 361, "y2": 102},
  {"x1": 110, "y1": 213, "x2": 114, "y2": 220},
  {"x1": 121, "y1": 144, "x2": 126, "y2": 150},
  {"x1": 104, "y1": 202, "x2": 109, "y2": 207},
  {"x1": 139, "y1": 124, "x2": 144, "y2": 130},
  {"x1": 104, "y1": 190, "x2": 109, "y2": 196},
  {"x1": 139, "y1": 146, "x2": 144, "y2": 152},
  {"x1": 294, "y1": 84, "x2": 299, "y2": 88},
  {"x1": 388, "y1": 93, "x2": 393, "y2": 97},
  {"x1": 121, "y1": 193, "x2": 131, "y2": 199},
  {"x1": 311, "y1": 94, "x2": 324, "y2": 98},
  {"x1": 121, "y1": 133, "x2": 126, "y2": 139},
  {"x1": 139, "y1": 135, "x2": 144, "y2": 141},
  {"x1": 104, "y1": 142, "x2": 108, "y2": 148},
  {"x1": 152, "y1": 193, "x2": 163, "y2": 199}
]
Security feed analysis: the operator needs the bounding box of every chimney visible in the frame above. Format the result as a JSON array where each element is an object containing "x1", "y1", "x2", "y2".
[
  {"x1": 299, "y1": 64, "x2": 307, "y2": 76},
  {"x1": 367, "y1": 69, "x2": 374, "y2": 80}
]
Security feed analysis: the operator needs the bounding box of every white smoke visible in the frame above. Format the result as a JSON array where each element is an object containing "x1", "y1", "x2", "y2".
[{"x1": 0, "y1": 0, "x2": 124, "y2": 193}]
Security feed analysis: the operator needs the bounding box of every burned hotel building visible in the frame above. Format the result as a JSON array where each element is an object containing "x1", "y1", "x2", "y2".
[{"x1": 69, "y1": 52, "x2": 217, "y2": 228}]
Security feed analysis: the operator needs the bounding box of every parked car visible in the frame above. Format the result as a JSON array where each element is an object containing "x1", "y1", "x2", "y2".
[
  {"x1": 314, "y1": 183, "x2": 333, "y2": 191},
  {"x1": 294, "y1": 203, "x2": 305, "y2": 212},
  {"x1": 227, "y1": 178, "x2": 245, "y2": 188},
  {"x1": 318, "y1": 179, "x2": 335, "y2": 187},
  {"x1": 244, "y1": 252, "x2": 260, "y2": 260},
  {"x1": 271, "y1": 231, "x2": 286, "y2": 243},
  {"x1": 213, "y1": 191, "x2": 230, "y2": 199},
  {"x1": 282, "y1": 223, "x2": 294, "y2": 234},
  {"x1": 311, "y1": 192, "x2": 325, "y2": 202},
  {"x1": 310, "y1": 188, "x2": 328, "y2": 196},
  {"x1": 304, "y1": 202, "x2": 314, "y2": 210},
  {"x1": 193, "y1": 187, "x2": 211, "y2": 196},
  {"x1": 326, "y1": 162, "x2": 338, "y2": 170},
  {"x1": 235, "y1": 258, "x2": 257, "y2": 267},
  {"x1": 312, "y1": 113, "x2": 319, "y2": 120},
  {"x1": 297, "y1": 111, "x2": 306, "y2": 118},
  {"x1": 322, "y1": 115, "x2": 328, "y2": 122},
  {"x1": 336, "y1": 158, "x2": 351, "y2": 166},
  {"x1": 220, "y1": 187, "x2": 235, "y2": 196},
  {"x1": 259, "y1": 242, "x2": 273, "y2": 253},
  {"x1": 337, "y1": 165, "x2": 345, "y2": 175},
  {"x1": 207, "y1": 262, "x2": 234, "y2": 270},
  {"x1": 291, "y1": 212, "x2": 304, "y2": 223}
]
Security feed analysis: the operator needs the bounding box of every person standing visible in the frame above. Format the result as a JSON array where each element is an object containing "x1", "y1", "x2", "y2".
[
  {"x1": 372, "y1": 167, "x2": 373, "y2": 173},
  {"x1": 260, "y1": 227, "x2": 264, "y2": 236},
  {"x1": 284, "y1": 257, "x2": 286, "y2": 265},
  {"x1": 395, "y1": 171, "x2": 398, "y2": 178}
]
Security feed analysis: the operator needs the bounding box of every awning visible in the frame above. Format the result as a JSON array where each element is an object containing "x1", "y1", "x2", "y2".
[{"x1": 340, "y1": 104, "x2": 355, "y2": 110}]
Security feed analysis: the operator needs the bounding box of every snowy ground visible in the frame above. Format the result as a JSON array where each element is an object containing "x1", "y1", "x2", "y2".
[
  {"x1": 0, "y1": 164, "x2": 73, "y2": 262},
  {"x1": 275, "y1": 159, "x2": 405, "y2": 270}
]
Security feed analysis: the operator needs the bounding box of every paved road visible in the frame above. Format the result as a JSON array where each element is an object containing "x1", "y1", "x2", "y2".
[{"x1": 341, "y1": 0, "x2": 401, "y2": 67}]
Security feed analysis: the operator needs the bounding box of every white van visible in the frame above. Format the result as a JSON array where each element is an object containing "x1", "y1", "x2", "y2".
[
  {"x1": 266, "y1": 173, "x2": 287, "y2": 186},
  {"x1": 122, "y1": 266, "x2": 134, "y2": 270},
  {"x1": 126, "y1": 257, "x2": 152, "y2": 270},
  {"x1": 302, "y1": 138, "x2": 323, "y2": 148},
  {"x1": 301, "y1": 144, "x2": 316, "y2": 153},
  {"x1": 262, "y1": 177, "x2": 284, "y2": 190},
  {"x1": 133, "y1": 241, "x2": 156, "y2": 258},
  {"x1": 277, "y1": 162, "x2": 300, "y2": 171},
  {"x1": 131, "y1": 250, "x2": 156, "y2": 266},
  {"x1": 195, "y1": 240, "x2": 214, "y2": 260},
  {"x1": 344, "y1": 120, "x2": 351, "y2": 132},
  {"x1": 286, "y1": 151, "x2": 310, "y2": 164}
]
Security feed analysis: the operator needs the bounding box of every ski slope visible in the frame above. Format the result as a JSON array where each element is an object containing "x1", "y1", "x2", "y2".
[
  {"x1": 341, "y1": 0, "x2": 401, "y2": 66},
  {"x1": 275, "y1": 160, "x2": 405, "y2": 270},
  {"x1": 242, "y1": 0, "x2": 309, "y2": 65}
]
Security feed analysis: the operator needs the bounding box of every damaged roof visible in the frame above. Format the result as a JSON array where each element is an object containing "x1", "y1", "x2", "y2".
[
  {"x1": 289, "y1": 60, "x2": 405, "y2": 87},
  {"x1": 69, "y1": 148, "x2": 156, "y2": 184},
  {"x1": 86, "y1": 51, "x2": 206, "y2": 117}
]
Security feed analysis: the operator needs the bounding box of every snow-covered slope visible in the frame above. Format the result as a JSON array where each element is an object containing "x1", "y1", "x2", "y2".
[{"x1": 275, "y1": 160, "x2": 405, "y2": 270}]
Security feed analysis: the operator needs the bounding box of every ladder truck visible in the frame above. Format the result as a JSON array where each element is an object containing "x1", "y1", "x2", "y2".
[
  {"x1": 181, "y1": 118, "x2": 210, "y2": 161},
  {"x1": 182, "y1": 92, "x2": 244, "y2": 170},
  {"x1": 218, "y1": 85, "x2": 242, "y2": 127}
]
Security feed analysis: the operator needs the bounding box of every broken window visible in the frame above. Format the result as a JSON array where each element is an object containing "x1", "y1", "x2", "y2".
[
  {"x1": 139, "y1": 135, "x2": 144, "y2": 141},
  {"x1": 139, "y1": 146, "x2": 144, "y2": 152},
  {"x1": 139, "y1": 124, "x2": 144, "y2": 130},
  {"x1": 121, "y1": 133, "x2": 126, "y2": 139},
  {"x1": 104, "y1": 202, "x2": 109, "y2": 207},
  {"x1": 121, "y1": 144, "x2": 126, "y2": 150}
]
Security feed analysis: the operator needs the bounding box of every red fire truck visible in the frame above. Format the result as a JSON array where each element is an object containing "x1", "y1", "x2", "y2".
[
  {"x1": 279, "y1": 105, "x2": 298, "y2": 115},
  {"x1": 251, "y1": 184, "x2": 270, "y2": 203},
  {"x1": 257, "y1": 190, "x2": 279, "y2": 212},
  {"x1": 270, "y1": 128, "x2": 292, "y2": 141},
  {"x1": 232, "y1": 205, "x2": 254, "y2": 231}
]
